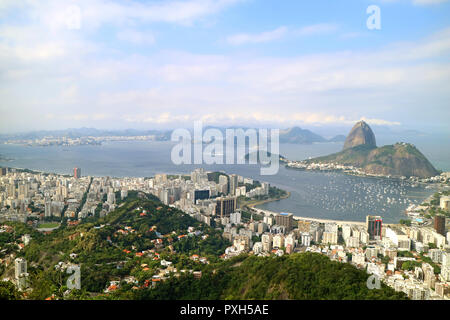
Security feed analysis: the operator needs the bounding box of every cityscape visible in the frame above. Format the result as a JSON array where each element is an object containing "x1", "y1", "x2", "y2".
[
  {"x1": 0, "y1": 0, "x2": 450, "y2": 309},
  {"x1": 0, "y1": 164, "x2": 449, "y2": 300}
]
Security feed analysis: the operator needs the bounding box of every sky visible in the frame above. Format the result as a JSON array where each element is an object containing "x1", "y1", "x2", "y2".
[{"x1": 0, "y1": 0, "x2": 449, "y2": 134}]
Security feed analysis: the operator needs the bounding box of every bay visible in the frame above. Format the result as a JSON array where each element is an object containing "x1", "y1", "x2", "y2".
[{"x1": 0, "y1": 140, "x2": 446, "y2": 223}]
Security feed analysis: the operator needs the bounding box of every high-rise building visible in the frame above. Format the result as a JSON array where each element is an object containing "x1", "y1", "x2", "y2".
[
  {"x1": 107, "y1": 192, "x2": 116, "y2": 205},
  {"x1": 15, "y1": 258, "x2": 27, "y2": 280},
  {"x1": 74, "y1": 167, "x2": 81, "y2": 179},
  {"x1": 261, "y1": 233, "x2": 273, "y2": 252},
  {"x1": 229, "y1": 174, "x2": 238, "y2": 196},
  {"x1": 215, "y1": 196, "x2": 237, "y2": 218},
  {"x1": 434, "y1": 215, "x2": 446, "y2": 236},
  {"x1": 301, "y1": 233, "x2": 312, "y2": 247},
  {"x1": 194, "y1": 190, "x2": 210, "y2": 203},
  {"x1": 218, "y1": 175, "x2": 228, "y2": 194},
  {"x1": 0, "y1": 167, "x2": 6, "y2": 176},
  {"x1": 366, "y1": 215, "x2": 383, "y2": 240},
  {"x1": 44, "y1": 199, "x2": 52, "y2": 217},
  {"x1": 422, "y1": 263, "x2": 436, "y2": 289},
  {"x1": 261, "y1": 182, "x2": 270, "y2": 195},
  {"x1": 275, "y1": 212, "x2": 293, "y2": 232}
]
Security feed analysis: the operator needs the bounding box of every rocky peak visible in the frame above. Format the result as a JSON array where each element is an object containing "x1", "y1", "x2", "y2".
[{"x1": 343, "y1": 120, "x2": 377, "y2": 150}]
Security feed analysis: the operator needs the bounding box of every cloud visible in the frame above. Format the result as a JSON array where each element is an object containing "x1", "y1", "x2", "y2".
[
  {"x1": 0, "y1": 0, "x2": 244, "y2": 28},
  {"x1": 226, "y1": 23, "x2": 337, "y2": 45},
  {"x1": 117, "y1": 30, "x2": 155, "y2": 45},
  {"x1": 121, "y1": 111, "x2": 401, "y2": 127},
  {"x1": 227, "y1": 26, "x2": 288, "y2": 45},
  {"x1": 379, "y1": 0, "x2": 449, "y2": 5},
  {"x1": 294, "y1": 23, "x2": 338, "y2": 36},
  {"x1": 0, "y1": 1, "x2": 449, "y2": 133},
  {"x1": 412, "y1": 0, "x2": 449, "y2": 5}
]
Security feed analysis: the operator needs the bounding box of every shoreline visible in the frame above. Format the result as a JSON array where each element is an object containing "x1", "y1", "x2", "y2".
[
  {"x1": 284, "y1": 163, "x2": 432, "y2": 182},
  {"x1": 242, "y1": 191, "x2": 291, "y2": 209}
]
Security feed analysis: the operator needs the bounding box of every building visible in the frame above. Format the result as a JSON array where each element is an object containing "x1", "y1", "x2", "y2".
[
  {"x1": 14, "y1": 258, "x2": 29, "y2": 290},
  {"x1": 422, "y1": 263, "x2": 436, "y2": 289},
  {"x1": 261, "y1": 233, "x2": 273, "y2": 252},
  {"x1": 218, "y1": 175, "x2": 228, "y2": 194},
  {"x1": 346, "y1": 236, "x2": 360, "y2": 248},
  {"x1": 301, "y1": 233, "x2": 312, "y2": 247},
  {"x1": 366, "y1": 215, "x2": 383, "y2": 240},
  {"x1": 273, "y1": 234, "x2": 285, "y2": 248},
  {"x1": 229, "y1": 174, "x2": 238, "y2": 196},
  {"x1": 73, "y1": 167, "x2": 81, "y2": 179},
  {"x1": 434, "y1": 215, "x2": 446, "y2": 236},
  {"x1": 15, "y1": 258, "x2": 27, "y2": 280},
  {"x1": 44, "y1": 199, "x2": 52, "y2": 217},
  {"x1": 194, "y1": 190, "x2": 210, "y2": 204},
  {"x1": 253, "y1": 242, "x2": 263, "y2": 255},
  {"x1": 440, "y1": 196, "x2": 450, "y2": 211},
  {"x1": 322, "y1": 231, "x2": 338, "y2": 245},
  {"x1": 275, "y1": 213, "x2": 293, "y2": 232},
  {"x1": 230, "y1": 211, "x2": 241, "y2": 225},
  {"x1": 215, "y1": 196, "x2": 237, "y2": 218}
]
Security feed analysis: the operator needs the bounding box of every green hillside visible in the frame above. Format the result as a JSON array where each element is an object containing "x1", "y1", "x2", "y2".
[
  {"x1": 121, "y1": 253, "x2": 407, "y2": 300},
  {"x1": 1, "y1": 196, "x2": 406, "y2": 300}
]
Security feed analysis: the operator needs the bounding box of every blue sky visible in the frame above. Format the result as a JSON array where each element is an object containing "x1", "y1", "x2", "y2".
[{"x1": 0, "y1": 0, "x2": 449, "y2": 134}]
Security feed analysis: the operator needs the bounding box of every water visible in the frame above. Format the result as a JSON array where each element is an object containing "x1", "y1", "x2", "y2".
[{"x1": 0, "y1": 140, "x2": 446, "y2": 223}]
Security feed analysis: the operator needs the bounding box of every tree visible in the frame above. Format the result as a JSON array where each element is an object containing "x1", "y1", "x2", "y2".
[{"x1": 0, "y1": 281, "x2": 22, "y2": 300}]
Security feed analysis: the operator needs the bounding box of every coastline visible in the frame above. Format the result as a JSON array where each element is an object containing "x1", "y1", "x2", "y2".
[
  {"x1": 242, "y1": 191, "x2": 291, "y2": 209},
  {"x1": 283, "y1": 162, "x2": 444, "y2": 186}
]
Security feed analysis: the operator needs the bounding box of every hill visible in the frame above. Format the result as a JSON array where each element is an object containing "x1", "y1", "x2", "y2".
[
  {"x1": 305, "y1": 120, "x2": 439, "y2": 178},
  {"x1": 279, "y1": 127, "x2": 327, "y2": 144},
  {"x1": 308, "y1": 143, "x2": 439, "y2": 178},
  {"x1": 5, "y1": 195, "x2": 229, "y2": 299},
  {"x1": 129, "y1": 253, "x2": 406, "y2": 300},
  {"x1": 1, "y1": 196, "x2": 407, "y2": 300}
]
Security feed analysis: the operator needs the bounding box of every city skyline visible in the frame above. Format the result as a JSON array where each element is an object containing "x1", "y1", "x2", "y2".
[{"x1": 1, "y1": 0, "x2": 450, "y2": 134}]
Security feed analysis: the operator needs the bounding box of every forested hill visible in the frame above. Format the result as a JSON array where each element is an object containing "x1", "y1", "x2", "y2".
[
  {"x1": 128, "y1": 253, "x2": 407, "y2": 300},
  {"x1": 2, "y1": 195, "x2": 406, "y2": 300}
]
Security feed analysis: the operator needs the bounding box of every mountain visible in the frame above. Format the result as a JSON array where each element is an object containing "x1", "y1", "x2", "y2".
[
  {"x1": 343, "y1": 120, "x2": 377, "y2": 150},
  {"x1": 306, "y1": 121, "x2": 439, "y2": 178},
  {"x1": 328, "y1": 134, "x2": 346, "y2": 143},
  {"x1": 279, "y1": 127, "x2": 327, "y2": 144}
]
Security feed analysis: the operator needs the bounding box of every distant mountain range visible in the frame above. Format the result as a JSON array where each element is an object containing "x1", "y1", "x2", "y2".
[
  {"x1": 279, "y1": 127, "x2": 345, "y2": 144},
  {"x1": 0, "y1": 128, "x2": 172, "y2": 141},
  {"x1": 0, "y1": 126, "x2": 346, "y2": 145}
]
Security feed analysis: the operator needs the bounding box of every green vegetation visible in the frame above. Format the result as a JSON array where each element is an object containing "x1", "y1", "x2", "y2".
[
  {"x1": 419, "y1": 254, "x2": 441, "y2": 274},
  {"x1": 38, "y1": 222, "x2": 60, "y2": 229},
  {"x1": 0, "y1": 195, "x2": 408, "y2": 300},
  {"x1": 2, "y1": 196, "x2": 230, "y2": 299},
  {"x1": 207, "y1": 172, "x2": 227, "y2": 184},
  {"x1": 113, "y1": 253, "x2": 407, "y2": 300},
  {"x1": 0, "y1": 281, "x2": 22, "y2": 300},
  {"x1": 401, "y1": 261, "x2": 421, "y2": 271},
  {"x1": 399, "y1": 219, "x2": 412, "y2": 226}
]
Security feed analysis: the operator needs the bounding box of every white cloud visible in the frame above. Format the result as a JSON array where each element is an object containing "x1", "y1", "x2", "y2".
[
  {"x1": 226, "y1": 23, "x2": 337, "y2": 45},
  {"x1": 0, "y1": 1, "x2": 449, "y2": 133},
  {"x1": 227, "y1": 26, "x2": 288, "y2": 45},
  {"x1": 117, "y1": 30, "x2": 155, "y2": 45},
  {"x1": 412, "y1": 0, "x2": 449, "y2": 5},
  {"x1": 294, "y1": 23, "x2": 338, "y2": 36},
  {"x1": 122, "y1": 111, "x2": 401, "y2": 127}
]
